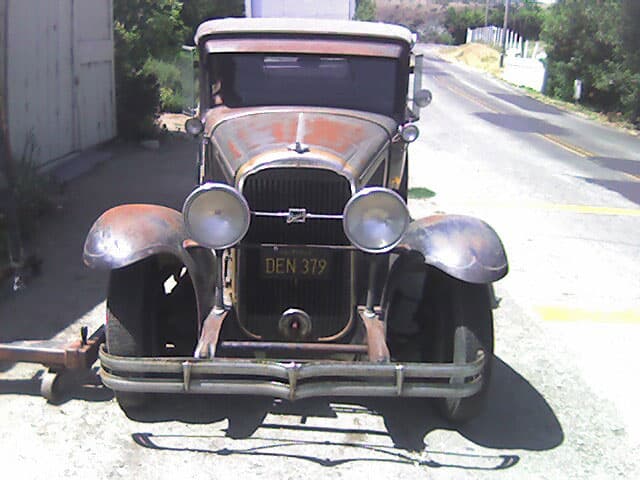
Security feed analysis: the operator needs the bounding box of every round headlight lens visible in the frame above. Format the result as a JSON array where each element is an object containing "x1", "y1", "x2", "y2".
[
  {"x1": 399, "y1": 123, "x2": 420, "y2": 143},
  {"x1": 183, "y1": 183, "x2": 250, "y2": 249},
  {"x1": 343, "y1": 187, "x2": 410, "y2": 253}
]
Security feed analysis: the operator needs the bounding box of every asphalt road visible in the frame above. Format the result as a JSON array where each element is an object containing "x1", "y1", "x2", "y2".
[{"x1": 1, "y1": 48, "x2": 639, "y2": 479}]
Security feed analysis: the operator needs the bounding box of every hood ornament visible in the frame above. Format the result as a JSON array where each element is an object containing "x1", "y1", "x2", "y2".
[
  {"x1": 288, "y1": 112, "x2": 310, "y2": 154},
  {"x1": 288, "y1": 141, "x2": 310, "y2": 154}
]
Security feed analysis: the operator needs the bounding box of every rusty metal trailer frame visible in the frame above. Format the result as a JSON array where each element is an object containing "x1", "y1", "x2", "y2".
[{"x1": 0, "y1": 325, "x2": 105, "y2": 401}]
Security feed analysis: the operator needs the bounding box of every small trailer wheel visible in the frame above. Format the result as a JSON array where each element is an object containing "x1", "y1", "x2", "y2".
[{"x1": 40, "y1": 371, "x2": 62, "y2": 402}]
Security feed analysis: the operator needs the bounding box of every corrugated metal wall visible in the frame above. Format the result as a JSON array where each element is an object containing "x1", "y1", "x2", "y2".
[{"x1": 6, "y1": 0, "x2": 115, "y2": 168}]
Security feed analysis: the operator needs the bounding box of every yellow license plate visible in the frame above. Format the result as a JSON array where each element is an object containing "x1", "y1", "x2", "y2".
[{"x1": 260, "y1": 249, "x2": 331, "y2": 278}]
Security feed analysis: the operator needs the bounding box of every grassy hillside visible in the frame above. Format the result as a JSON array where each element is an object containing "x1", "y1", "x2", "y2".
[{"x1": 375, "y1": 0, "x2": 487, "y2": 43}]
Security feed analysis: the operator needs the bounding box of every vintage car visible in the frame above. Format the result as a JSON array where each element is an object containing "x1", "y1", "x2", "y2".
[{"x1": 83, "y1": 18, "x2": 508, "y2": 422}]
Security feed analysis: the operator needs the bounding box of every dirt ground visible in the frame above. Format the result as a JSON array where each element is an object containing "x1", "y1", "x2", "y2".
[
  {"x1": 0, "y1": 135, "x2": 518, "y2": 479},
  {"x1": 0, "y1": 134, "x2": 198, "y2": 345}
]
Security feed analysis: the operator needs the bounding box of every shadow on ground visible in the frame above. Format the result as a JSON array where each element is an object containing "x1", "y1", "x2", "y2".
[
  {"x1": 489, "y1": 93, "x2": 562, "y2": 116},
  {"x1": 0, "y1": 367, "x2": 113, "y2": 403},
  {"x1": 0, "y1": 136, "x2": 198, "y2": 349},
  {"x1": 120, "y1": 355, "x2": 561, "y2": 471},
  {"x1": 582, "y1": 177, "x2": 640, "y2": 205},
  {"x1": 0, "y1": 136, "x2": 563, "y2": 470},
  {"x1": 580, "y1": 157, "x2": 640, "y2": 205},
  {"x1": 474, "y1": 112, "x2": 567, "y2": 135}
]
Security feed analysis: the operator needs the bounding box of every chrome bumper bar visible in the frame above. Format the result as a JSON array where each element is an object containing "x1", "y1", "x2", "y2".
[{"x1": 99, "y1": 346, "x2": 485, "y2": 401}]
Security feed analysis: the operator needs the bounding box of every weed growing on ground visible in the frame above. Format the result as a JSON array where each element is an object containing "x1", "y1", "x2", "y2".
[{"x1": 408, "y1": 187, "x2": 436, "y2": 199}]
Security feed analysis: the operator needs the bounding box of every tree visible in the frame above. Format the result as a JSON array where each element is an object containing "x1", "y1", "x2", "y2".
[
  {"x1": 444, "y1": 7, "x2": 484, "y2": 44},
  {"x1": 510, "y1": 0, "x2": 546, "y2": 40},
  {"x1": 114, "y1": 0, "x2": 186, "y2": 72},
  {"x1": 541, "y1": 0, "x2": 639, "y2": 123},
  {"x1": 181, "y1": 0, "x2": 244, "y2": 45},
  {"x1": 621, "y1": 0, "x2": 640, "y2": 123},
  {"x1": 113, "y1": 0, "x2": 186, "y2": 138},
  {"x1": 354, "y1": 0, "x2": 376, "y2": 21}
]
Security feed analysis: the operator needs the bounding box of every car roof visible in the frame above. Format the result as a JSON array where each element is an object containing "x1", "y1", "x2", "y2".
[{"x1": 195, "y1": 17, "x2": 414, "y2": 46}]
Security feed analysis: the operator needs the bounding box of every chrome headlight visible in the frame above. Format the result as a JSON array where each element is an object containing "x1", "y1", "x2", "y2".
[
  {"x1": 183, "y1": 183, "x2": 250, "y2": 250},
  {"x1": 343, "y1": 187, "x2": 410, "y2": 253}
]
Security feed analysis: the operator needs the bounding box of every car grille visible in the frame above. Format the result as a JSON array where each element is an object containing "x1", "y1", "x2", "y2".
[
  {"x1": 242, "y1": 168, "x2": 350, "y2": 245},
  {"x1": 237, "y1": 168, "x2": 353, "y2": 340}
]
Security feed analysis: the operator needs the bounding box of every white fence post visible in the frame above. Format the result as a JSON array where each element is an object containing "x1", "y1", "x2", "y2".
[{"x1": 518, "y1": 36, "x2": 522, "y2": 55}]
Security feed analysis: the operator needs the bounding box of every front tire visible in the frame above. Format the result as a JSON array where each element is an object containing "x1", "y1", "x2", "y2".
[
  {"x1": 421, "y1": 269, "x2": 494, "y2": 423},
  {"x1": 106, "y1": 257, "x2": 162, "y2": 413}
]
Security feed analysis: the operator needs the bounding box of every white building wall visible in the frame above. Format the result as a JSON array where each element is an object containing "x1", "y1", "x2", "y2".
[
  {"x1": 0, "y1": 0, "x2": 6, "y2": 103},
  {"x1": 503, "y1": 56, "x2": 547, "y2": 93},
  {"x1": 246, "y1": 0, "x2": 355, "y2": 19},
  {"x1": 6, "y1": 0, "x2": 115, "y2": 168},
  {"x1": 0, "y1": 0, "x2": 6, "y2": 189},
  {"x1": 74, "y1": 0, "x2": 116, "y2": 150}
]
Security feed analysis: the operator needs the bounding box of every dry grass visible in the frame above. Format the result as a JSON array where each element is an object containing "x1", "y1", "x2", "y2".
[
  {"x1": 439, "y1": 43, "x2": 502, "y2": 76},
  {"x1": 158, "y1": 113, "x2": 190, "y2": 133}
]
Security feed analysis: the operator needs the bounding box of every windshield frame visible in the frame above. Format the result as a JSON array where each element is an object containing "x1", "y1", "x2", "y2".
[{"x1": 199, "y1": 35, "x2": 411, "y2": 122}]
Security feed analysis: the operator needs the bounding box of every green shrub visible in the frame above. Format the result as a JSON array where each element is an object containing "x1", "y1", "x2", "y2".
[
  {"x1": 115, "y1": 70, "x2": 160, "y2": 139},
  {"x1": 144, "y1": 57, "x2": 191, "y2": 113},
  {"x1": 419, "y1": 24, "x2": 454, "y2": 45},
  {"x1": 354, "y1": 0, "x2": 376, "y2": 21},
  {"x1": 541, "y1": 0, "x2": 640, "y2": 123},
  {"x1": 160, "y1": 87, "x2": 186, "y2": 114}
]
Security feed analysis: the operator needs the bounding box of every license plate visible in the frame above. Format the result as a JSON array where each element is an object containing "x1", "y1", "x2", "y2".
[{"x1": 261, "y1": 248, "x2": 331, "y2": 278}]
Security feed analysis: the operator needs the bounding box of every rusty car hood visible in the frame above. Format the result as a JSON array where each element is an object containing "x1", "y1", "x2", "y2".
[{"x1": 204, "y1": 108, "x2": 397, "y2": 189}]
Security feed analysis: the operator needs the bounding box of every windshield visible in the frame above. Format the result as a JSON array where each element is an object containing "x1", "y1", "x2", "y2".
[{"x1": 210, "y1": 53, "x2": 399, "y2": 117}]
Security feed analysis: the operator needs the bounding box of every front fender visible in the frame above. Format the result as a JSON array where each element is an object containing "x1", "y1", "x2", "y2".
[
  {"x1": 395, "y1": 215, "x2": 508, "y2": 284},
  {"x1": 83, "y1": 204, "x2": 190, "y2": 270},
  {"x1": 83, "y1": 204, "x2": 216, "y2": 323}
]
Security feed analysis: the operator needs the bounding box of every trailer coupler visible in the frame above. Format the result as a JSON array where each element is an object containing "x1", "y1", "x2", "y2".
[{"x1": 0, "y1": 325, "x2": 105, "y2": 401}]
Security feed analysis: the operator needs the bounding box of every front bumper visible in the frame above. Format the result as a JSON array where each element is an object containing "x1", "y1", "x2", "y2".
[{"x1": 99, "y1": 346, "x2": 486, "y2": 401}]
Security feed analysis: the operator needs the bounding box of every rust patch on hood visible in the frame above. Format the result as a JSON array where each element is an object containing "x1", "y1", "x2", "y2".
[
  {"x1": 303, "y1": 116, "x2": 367, "y2": 155},
  {"x1": 205, "y1": 108, "x2": 396, "y2": 184}
]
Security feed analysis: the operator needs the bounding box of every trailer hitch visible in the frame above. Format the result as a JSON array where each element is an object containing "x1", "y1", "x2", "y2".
[{"x1": 0, "y1": 325, "x2": 105, "y2": 401}]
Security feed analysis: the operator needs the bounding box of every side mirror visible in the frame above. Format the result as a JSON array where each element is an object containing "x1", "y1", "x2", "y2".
[
  {"x1": 409, "y1": 54, "x2": 432, "y2": 120},
  {"x1": 185, "y1": 118, "x2": 204, "y2": 136},
  {"x1": 414, "y1": 89, "x2": 432, "y2": 108}
]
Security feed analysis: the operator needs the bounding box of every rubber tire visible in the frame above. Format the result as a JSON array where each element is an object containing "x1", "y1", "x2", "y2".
[
  {"x1": 421, "y1": 269, "x2": 494, "y2": 423},
  {"x1": 106, "y1": 257, "x2": 162, "y2": 413},
  {"x1": 398, "y1": 153, "x2": 409, "y2": 201}
]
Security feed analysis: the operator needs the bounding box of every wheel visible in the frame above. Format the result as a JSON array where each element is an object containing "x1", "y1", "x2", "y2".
[
  {"x1": 398, "y1": 153, "x2": 409, "y2": 201},
  {"x1": 106, "y1": 257, "x2": 163, "y2": 413},
  {"x1": 40, "y1": 371, "x2": 62, "y2": 402},
  {"x1": 421, "y1": 268, "x2": 494, "y2": 423}
]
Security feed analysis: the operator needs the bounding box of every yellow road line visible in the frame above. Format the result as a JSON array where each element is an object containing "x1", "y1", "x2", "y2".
[
  {"x1": 537, "y1": 202, "x2": 640, "y2": 216},
  {"x1": 623, "y1": 172, "x2": 640, "y2": 182},
  {"x1": 539, "y1": 134, "x2": 594, "y2": 158},
  {"x1": 537, "y1": 306, "x2": 640, "y2": 324},
  {"x1": 437, "y1": 201, "x2": 640, "y2": 217},
  {"x1": 443, "y1": 84, "x2": 501, "y2": 114}
]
